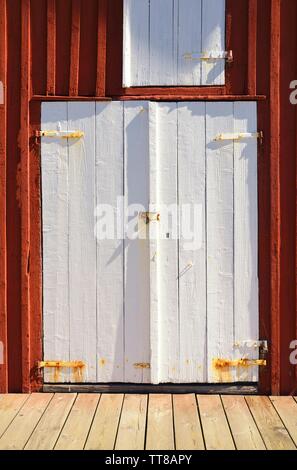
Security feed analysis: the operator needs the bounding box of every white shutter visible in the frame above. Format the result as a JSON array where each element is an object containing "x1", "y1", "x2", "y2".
[{"x1": 123, "y1": 0, "x2": 226, "y2": 87}]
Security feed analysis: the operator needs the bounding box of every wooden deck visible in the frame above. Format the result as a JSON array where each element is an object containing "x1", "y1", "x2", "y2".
[{"x1": 0, "y1": 394, "x2": 296, "y2": 450}]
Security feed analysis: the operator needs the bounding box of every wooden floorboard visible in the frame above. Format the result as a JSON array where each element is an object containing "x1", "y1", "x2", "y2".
[
  {"x1": 0, "y1": 394, "x2": 30, "y2": 438},
  {"x1": 25, "y1": 393, "x2": 77, "y2": 450},
  {"x1": 1, "y1": 393, "x2": 297, "y2": 450},
  {"x1": 173, "y1": 394, "x2": 204, "y2": 450},
  {"x1": 270, "y1": 396, "x2": 297, "y2": 447},
  {"x1": 85, "y1": 394, "x2": 124, "y2": 450},
  {"x1": 115, "y1": 394, "x2": 147, "y2": 450},
  {"x1": 0, "y1": 394, "x2": 53, "y2": 450},
  {"x1": 222, "y1": 395, "x2": 266, "y2": 450},
  {"x1": 197, "y1": 395, "x2": 235, "y2": 450},
  {"x1": 245, "y1": 396, "x2": 296, "y2": 450},
  {"x1": 146, "y1": 394, "x2": 175, "y2": 450},
  {"x1": 55, "y1": 394, "x2": 100, "y2": 450}
]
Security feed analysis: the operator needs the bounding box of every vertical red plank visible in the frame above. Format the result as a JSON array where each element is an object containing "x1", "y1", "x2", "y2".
[
  {"x1": 279, "y1": 0, "x2": 297, "y2": 395},
  {"x1": 256, "y1": 0, "x2": 272, "y2": 394},
  {"x1": 20, "y1": 0, "x2": 31, "y2": 393},
  {"x1": 96, "y1": 0, "x2": 107, "y2": 96},
  {"x1": 55, "y1": 0, "x2": 72, "y2": 96},
  {"x1": 29, "y1": 101, "x2": 43, "y2": 391},
  {"x1": 69, "y1": 0, "x2": 81, "y2": 96},
  {"x1": 0, "y1": 0, "x2": 8, "y2": 393},
  {"x1": 7, "y1": 0, "x2": 22, "y2": 392},
  {"x1": 78, "y1": 0, "x2": 98, "y2": 96},
  {"x1": 106, "y1": 0, "x2": 123, "y2": 96},
  {"x1": 30, "y1": 0, "x2": 47, "y2": 96},
  {"x1": 270, "y1": 0, "x2": 281, "y2": 395},
  {"x1": 47, "y1": 0, "x2": 56, "y2": 95},
  {"x1": 248, "y1": 0, "x2": 257, "y2": 95}
]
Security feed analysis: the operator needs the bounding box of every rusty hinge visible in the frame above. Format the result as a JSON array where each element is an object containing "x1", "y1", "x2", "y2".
[
  {"x1": 35, "y1": 130, "x2": 84, "y2": 139},
  {"x1": 215, "y1": 131, "x2": 263, "y2": 143},
  {"x1": 234, "y1": 340, "x2": 268, "y2": 359},
  {"x1": 214, "y1": 358, "x2": 267, "y2": 369},
  {"x1": 183, "y1": 50, "x2": 233, "y2": 63},
  {"x1": 38, "y1": 361, "x2": 85, "y2": 369}
]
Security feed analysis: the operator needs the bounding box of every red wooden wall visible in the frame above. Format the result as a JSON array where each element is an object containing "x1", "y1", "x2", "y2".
[{"x1": 0, "y1": 0, "x2": 295, "y2": 394}]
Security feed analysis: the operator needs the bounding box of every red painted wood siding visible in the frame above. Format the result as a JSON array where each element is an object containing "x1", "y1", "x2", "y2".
[{"x1": 0, "y1": 0, "x2": 295, "y2": 394}]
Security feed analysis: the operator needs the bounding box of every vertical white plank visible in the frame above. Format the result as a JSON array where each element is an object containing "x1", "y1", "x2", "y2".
[
  {"x1": 178, "y1": 102, "x2": 207, "y2": 382},
  {"x1": 41, "y1": 102, "x2": 69, "y2": 383},
  {"x1": 150, "y1": 0, "x2": 176, "y2": 85},
  {"x1": 156, "y1": 103, "x2": 179, "y2": 383},
  {"x1": 202, "y1": 0, "x2": 226, "y2": 85},
  {"x1": 67, "y1": 102, "x2": 97, "y2": 382},
  {"x1": 234, "y1": 102, "x2": 259, "y2": 382},
  {"x1": 123, "y1": 0, "x2": 150, "y2": 87},
  {"x1": 178, "y1": 0, "x2": 202, "y2": 85},
  {"x1": 124, "y1": 102, "x2": 151, "y2": 383},
  {"x1": 206, "y1": 102, "x2": 235, "y2": 383},
  {"x1": 96, "y1": 102, "x2": 124, "y2": 382},
  {"x1": 149, "y1": 102, "x2": 160, "y2": 384}
]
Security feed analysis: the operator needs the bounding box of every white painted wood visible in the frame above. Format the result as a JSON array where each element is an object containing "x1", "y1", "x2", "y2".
[
  {"x1": 178, "y1": 0, "x2": 202, "y2": 85},
  {"x1": 41, "y1": 102, "x2": 70, "y2": 383},
  {"x1": 206, "y1": 102, "x2": 235, "y2": 383},
  {"x1": 95, "y1": 102, "x2": 124, "y2": 382},
  {"x1": 155, "y1": 103, "x2": 179, "y2": 382},
  {"x1": 67, "y1": 102, "x2": 97, "y2": 382},
  {"x1": 201, "y1": 0, "x2": 226, "y2": 85},
  {"x1": 148, "y1": 102, "x2": 160, "y2": 384},
  {"x1": 233, "y1": 102, "x2": 259, "y2": 382},
  {"x1": 149, "y1": 0, "x2": 176, "y2": 86},
  {"x1": 123, "y1": 0, "x2": 150, "y2": 87},
  {"x1": 177, "y1": 102, "x2": 207, "y2": 382},
  {"x1": 123, "y1": 102, "x2": 151, "y2": 383},
  {"x1": 123, "y1": 0, "x2": 226, "y2": 86},
  {"x1": 42, "y1": 100, "x2": 259, "y2": 385}
]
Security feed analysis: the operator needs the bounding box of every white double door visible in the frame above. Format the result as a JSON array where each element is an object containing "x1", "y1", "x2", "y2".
[{"x1": 42, "y1": 101, "x2": 259, "y2": 384}]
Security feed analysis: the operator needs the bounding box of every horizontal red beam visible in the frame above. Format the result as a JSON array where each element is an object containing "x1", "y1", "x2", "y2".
[
  {"x1": 32, "y1": 94, "x2": 266, "y2": 102},
  {"x1": 31, "y1": 95, "x2": 111, "y2": 101},
  {"x1": 114, "y1": 95, "x2": 267, "y2": 102}
]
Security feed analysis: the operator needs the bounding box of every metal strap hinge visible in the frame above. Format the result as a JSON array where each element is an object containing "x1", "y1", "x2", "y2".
[
  {"x1": 183, "y1": 50, "x2": 233, "y2": 63},
  {"x1": 234, "y1": 340, "x2": 268, "y2": 358},
  {"x1": 215, "y1": 131, "x2": 263, "y2": 143},
  {"x1": 36, "y1": 130, "x2": 84, "y2": 139},
  {"x1": 38, "y1": 361, "x2": 85, "y2": 368}
]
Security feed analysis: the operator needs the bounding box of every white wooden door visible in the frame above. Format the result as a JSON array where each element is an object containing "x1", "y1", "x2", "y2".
[
  {"x1": 41, "y1": 101, "x2": 259, "y2": 384},
  {"x1": 123, "y1": 0, "x2": 226, "y2": 87}
]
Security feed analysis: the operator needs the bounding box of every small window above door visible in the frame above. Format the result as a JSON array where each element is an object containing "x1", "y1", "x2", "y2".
[{"x1": 123, "y1": 0, "x2": 227, "y2": 87}]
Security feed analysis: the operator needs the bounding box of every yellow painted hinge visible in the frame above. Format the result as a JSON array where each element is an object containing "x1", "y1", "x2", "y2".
[
  {"x1": 214, "y1": 131, "x2": 263, "y2": 143},
  {"x1": 36, "y1": 130, "x2": 84, "y2": 139},
  {"x1": 38, "y1": 361, "x2": 85, "y2": 369}
]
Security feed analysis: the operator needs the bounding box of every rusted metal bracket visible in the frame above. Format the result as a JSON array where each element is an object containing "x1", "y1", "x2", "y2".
[
  {"x1": 214, "y1": 358, "x2": 267, "y2": 369},
  {"x1": 139, "y1": 212, "x2": 160, "y2": 225},
  {"x1": 35, "y1": 130, "x2": 84, "y2": 139},
  {"x1": 214, "y1": 131, "x2": 263, "y2": 143},
  {"x1": 183, "y1": 50, "x2": 233, "y2": 63},
  {"x1": 38, "y1": 361, "x2": 85, "y2": 369}
]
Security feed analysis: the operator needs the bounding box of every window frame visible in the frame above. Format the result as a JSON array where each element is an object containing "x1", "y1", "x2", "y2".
[{"x1": 106, "y1": 0, "x2": 256, "y2": 98}]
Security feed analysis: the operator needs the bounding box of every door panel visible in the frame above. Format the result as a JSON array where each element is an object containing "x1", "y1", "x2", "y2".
[
  {"x1": 123, "y1": 0, "x2": 226, "y2": 87},
  {"x1": 41, "y1": 101, "x2": 259, "y2": 384}
]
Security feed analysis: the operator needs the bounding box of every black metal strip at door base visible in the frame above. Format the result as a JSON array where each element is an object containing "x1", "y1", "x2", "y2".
[{"x1": 43, "y1": 382, "x2": 258, "y2": 394}]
